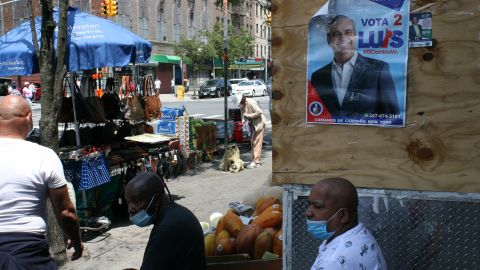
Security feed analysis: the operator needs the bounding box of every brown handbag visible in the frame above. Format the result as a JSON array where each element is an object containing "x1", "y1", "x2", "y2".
[
  {"x1": 143, "y1": 75, "x2": 162, "y2": 120},
  {"x1": 120, "y1": 76, "x2": 144, "y2": 121}
]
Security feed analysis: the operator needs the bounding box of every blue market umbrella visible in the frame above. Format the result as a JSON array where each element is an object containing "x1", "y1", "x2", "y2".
[{"x1": 0, "y1": 7, "x2": 152, "y2": 76}]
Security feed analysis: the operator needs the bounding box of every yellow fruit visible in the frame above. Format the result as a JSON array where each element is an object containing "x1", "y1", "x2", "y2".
[
  {"x1": 215, "y1": 230, "x2": 231, "y2": 246},
  {"x1": 253, "y1": 231, "x2": 273, "y2": 260},
  {"x1": 204, "y1": 233, "x2": 216, "y2": 256}
]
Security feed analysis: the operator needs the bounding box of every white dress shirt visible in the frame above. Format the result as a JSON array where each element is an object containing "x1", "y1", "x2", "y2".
[{"x1": 331, "y1": 52, "x2": 358, "y2": 106}]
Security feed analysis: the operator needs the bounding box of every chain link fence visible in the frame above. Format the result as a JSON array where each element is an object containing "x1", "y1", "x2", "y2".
[{"x1": 283, "y1": 185, "x2": 480, "y2": 270}]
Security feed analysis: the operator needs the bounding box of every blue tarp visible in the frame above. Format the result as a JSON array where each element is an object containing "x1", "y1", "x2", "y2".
[{"x1": 0, "y1": 7, "x2": 152, "y2": 76}]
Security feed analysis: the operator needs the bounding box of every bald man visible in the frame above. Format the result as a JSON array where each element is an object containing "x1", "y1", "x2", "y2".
[
  {"x1": 125, "y1": 173, "x2": 205, "y2": 270},
  {"x1": 305, "y1": 177, "x2": 387, "y2": 270},
  {"x1": 0, "y1": 96, "x2": 83, "y2": 269}
]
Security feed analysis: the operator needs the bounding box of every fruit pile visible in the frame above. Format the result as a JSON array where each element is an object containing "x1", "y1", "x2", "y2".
[{"x1": 204, "y1": 196, "x2": 283, "y2": 259}]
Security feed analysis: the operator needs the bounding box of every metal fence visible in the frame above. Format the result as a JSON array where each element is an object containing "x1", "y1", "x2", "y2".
[{"x1": 283, "y1": 184, "x2": 480, "y2": 270}]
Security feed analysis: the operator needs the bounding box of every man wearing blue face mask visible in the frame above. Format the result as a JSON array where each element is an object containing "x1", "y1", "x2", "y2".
[
  {"x1": 124, "y1": 173, "x2": 206, "y2": 270},
  {"x1": 305, "y1": 177, "x2": 387, "y2": 270}
]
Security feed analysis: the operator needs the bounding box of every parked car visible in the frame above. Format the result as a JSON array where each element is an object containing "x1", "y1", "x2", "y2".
[
  {"x1": 232, "y1": 80, "x2": 268, "y2": 97},
  {"x1": 266, "y1": 76, "x2": 272, "y2": 94},
  {"x1": 230, "y1": 78, "x2": 248, "y2": 93},
  {"x1": 199, "y1": 78, "x2": 232, "y2": 98}
]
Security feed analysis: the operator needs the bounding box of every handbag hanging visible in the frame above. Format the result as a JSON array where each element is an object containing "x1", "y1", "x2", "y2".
[
  {"x1": 101, "y1": 77, "x2": 124, "y2": 120},
  {"x1": 79, "y1": 152, "x2": 111, "y2": 190},
  {"x1": 143, "y1": 75, "x2": 162, "y2": 121},
  {"x1": 82, "y1": 77, "x2": 107, "y2": 123},
  {"x1": 120, "y1": 76, "x2": 145, "y2": 121}
]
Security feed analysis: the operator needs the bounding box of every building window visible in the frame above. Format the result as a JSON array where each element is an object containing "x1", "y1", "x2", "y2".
[
  {"x1": 256, "y1": 24, "x2": 258, "y2": 35},
  {"x1": 0, "y1": 6, "x2": 4, "y2": 35},
  {"x1": 156, "y1": 0, "x2": 167, "y2": 41},
  {"x1": 70, "y1": 0, "x2": 90, "y2": 12},
  {"x1": 114, "y1": 0, "x2": 132, "y2": 31},
  {"x1": 173, "y1": 0, "x2": 182, "y2": 42},
  {"x1": 12, "y1": 0, "x2": 28, "y2": 27},
  {"x1": 187, "y1": 0, "x2": 196, "y2": 39},
  {"x1": 137, "y1": 0, "x2": 149, "y2": 39}
]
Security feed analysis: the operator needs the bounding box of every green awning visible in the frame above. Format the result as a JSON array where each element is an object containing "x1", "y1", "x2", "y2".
[
  {"x1": 214, "y1": 58, "x2": 266, "y2": 69},
  {"x1": 149, "y1": 54, "x2": 181, "y2": 65}
]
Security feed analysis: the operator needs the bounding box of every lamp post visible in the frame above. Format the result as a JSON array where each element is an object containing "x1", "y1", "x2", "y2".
[{"x1": 223, "y1": 0, "x2": 229, "y2": 171}]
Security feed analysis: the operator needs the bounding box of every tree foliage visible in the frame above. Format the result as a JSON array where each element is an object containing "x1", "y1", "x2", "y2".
[
  {"x1": 174, "y1": 23, "x2": 254, "y2": 77},
  {"x1": 201, "y1": 22, "x2": 254, "y2": 63},
  {"x1": 173, "y1": 38, "x2": 215, "y2": 75}
]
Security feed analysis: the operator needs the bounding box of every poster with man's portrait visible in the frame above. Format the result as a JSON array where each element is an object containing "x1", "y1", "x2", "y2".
[{"x1": 306, "y1": 0, "x2": 409, "y2": 127}]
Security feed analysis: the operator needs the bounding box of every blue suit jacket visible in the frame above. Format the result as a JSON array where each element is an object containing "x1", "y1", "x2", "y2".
[{"x1": 310, "y1": 54, "x2": 399, "y2": 118}]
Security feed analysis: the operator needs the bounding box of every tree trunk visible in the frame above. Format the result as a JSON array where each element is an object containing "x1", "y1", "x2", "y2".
[{"x1": 36, "y1": 1, "x2": 69, "y2": 264}]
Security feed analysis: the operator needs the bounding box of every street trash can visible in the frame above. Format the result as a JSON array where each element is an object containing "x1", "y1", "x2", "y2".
[{"x1": 177, "y1": 85, "x2": 185, "y2": 99}]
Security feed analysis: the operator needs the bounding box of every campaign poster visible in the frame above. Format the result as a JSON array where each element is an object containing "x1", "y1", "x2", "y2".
[
  {"x1": 306, "y1": 0, "x2": 409, "y2": 127},
  {"x1": 408, "y1": 12, "x2": 433, "y2": 48}
]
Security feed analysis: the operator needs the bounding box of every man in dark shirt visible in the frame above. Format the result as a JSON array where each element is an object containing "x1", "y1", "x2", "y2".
[{"x1": 124, "y1": 172, "x2": 206, "y2": 270}]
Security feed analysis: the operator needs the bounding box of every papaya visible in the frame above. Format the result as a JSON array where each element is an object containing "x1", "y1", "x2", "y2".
[
  {"x1": 214, "y1": 216, "x2": 226, "y2": 237},
  {"x1": 252, "y1": 209, "x2": 282, "y2": 229},
  {"x1": 262, "y1": 203, "x2": 283, "y2": 214},
  {"x1": 216, "y1": 237, "x2": 236, "y2": 256},
  {"x1": 263, "y1": 227, "x2": 278, "y2": 238},
  {"x1": 236, "y1": 224, "x2": 263, "y2": 257},
  {"x1": 253, "y1": 231, "x2": 274, "y2": 260},
  {"x1": 255, "y1": 197, "x2": 266, "y2": 211},
  {"x1": 215, "y1": 230, "x2": 231, "y2": 246},
  {"x1": 204, "y1": 233, "x2": 216, "y2": 256},
  {"x1": 224, "y1": 212, "x2": 244, "y2": 238},
  {"x1": 272, "y1": 229, "x2": 283, "y2": 257},
  {"x1": 253, "y1": 197, "x2": 280, "y2": 217}
]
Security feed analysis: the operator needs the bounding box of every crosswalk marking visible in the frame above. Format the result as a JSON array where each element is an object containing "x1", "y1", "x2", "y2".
[
  {"x1": 202, "y1": 114, "x2": 223, "y2": 119},
  {"x1": 189, "y1": 114, "x2": 205, "y2": 117}
]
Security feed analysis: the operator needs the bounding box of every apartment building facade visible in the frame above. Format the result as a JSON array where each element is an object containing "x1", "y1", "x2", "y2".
[{"x1": 0, "y1": 0, "x2": 270, "y2": 89}]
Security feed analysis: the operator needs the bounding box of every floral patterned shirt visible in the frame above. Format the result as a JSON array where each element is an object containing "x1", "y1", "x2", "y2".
[{"x1": 311, "y1": 223, "x2": 387, "y2": 270}]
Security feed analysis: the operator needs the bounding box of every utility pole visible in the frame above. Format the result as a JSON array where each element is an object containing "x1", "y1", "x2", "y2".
[{"x1": 223, "y1": 0, "x2": 229, "y2": 171}]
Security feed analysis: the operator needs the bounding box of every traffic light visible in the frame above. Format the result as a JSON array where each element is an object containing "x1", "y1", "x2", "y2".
[
  {"x1": 109, "y1": 0, "x2": 118, "y2": 16},
  {"x1": 267, "y1": 14, "x2": 272, "y2": 26},
  {"x1": 101, "y1": 0, "x2": 109, "y2": 16}
]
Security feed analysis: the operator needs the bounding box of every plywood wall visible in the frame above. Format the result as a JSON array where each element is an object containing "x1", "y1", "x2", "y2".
[{"x1": 271, "y1": 0, "x2": 480, "y2": 192}]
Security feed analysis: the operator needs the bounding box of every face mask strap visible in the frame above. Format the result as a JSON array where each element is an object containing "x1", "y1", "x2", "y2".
[
  {"x1": 145, "y1": 193, "x2": 159, "y2": 212},
  {"x1": 326, "y1": 208, "x2": 345, "y2": 223}
]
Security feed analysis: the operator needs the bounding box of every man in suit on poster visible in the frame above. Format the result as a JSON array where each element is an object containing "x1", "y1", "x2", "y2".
[
  {"x1": 310, "y1": 15, "x2": 399, "y2": 119},
  {"x1": 409, "y1": 15, "x2": 423, "y2": 41}
]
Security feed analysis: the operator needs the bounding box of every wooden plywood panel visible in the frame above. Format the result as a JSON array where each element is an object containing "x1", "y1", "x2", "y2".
[{"x1": 271, "y1": 0, "x2": 480, "y2": 192}]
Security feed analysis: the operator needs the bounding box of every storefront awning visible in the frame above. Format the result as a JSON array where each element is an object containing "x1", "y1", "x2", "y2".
[
  {"x1": 214, "y1": 58, "x2": 269, "y2": 70},
  {"x1": 149, "y1": 54, "x2": 181, "y2": 65}
]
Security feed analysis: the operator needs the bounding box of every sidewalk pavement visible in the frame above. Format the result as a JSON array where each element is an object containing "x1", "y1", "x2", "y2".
[
  {"x1": 60, "y1": 127, "x2": 273, "y2": 270},
  {"x1": 159, "y1": 87, "x2": 199, "y2": 103}
]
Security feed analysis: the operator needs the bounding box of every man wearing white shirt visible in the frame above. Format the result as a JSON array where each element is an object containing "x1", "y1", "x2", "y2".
[
  {"x1": 305, "y1": 177, "x2": 387, "y2": 270},
  {"x1": 154, "y1": 78, "x2": 162, "y2": 93},
  {"x1": 0, "y1": 96, "x2": 83, "y2": 268}
]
